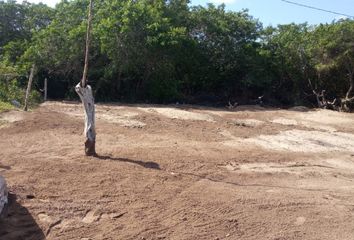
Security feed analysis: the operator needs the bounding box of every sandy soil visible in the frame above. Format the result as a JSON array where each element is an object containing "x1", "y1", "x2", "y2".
[{"x1": 1, "y1": 102, "x2": 354, "y2": 240}]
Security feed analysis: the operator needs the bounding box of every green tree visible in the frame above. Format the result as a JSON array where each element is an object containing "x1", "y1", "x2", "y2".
[
  {"x1": 310, "y1": 20, "x2": 354, "y2": 111},
  {"x1": 260, "y1": 23, "x2": 314, "y2": 105},
  {"x1": 189, "y1": 4, "x2": 261, "y2": 100}
]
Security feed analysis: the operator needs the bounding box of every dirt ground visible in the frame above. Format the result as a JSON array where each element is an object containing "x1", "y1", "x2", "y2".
[{"x1": 1, "y1": 102, "x2": 354, "y2": 240}]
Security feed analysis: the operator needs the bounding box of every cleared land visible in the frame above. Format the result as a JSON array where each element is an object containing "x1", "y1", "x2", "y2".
[{"x1": 0, "y1": 102, "x2": 354, "y2": 240}]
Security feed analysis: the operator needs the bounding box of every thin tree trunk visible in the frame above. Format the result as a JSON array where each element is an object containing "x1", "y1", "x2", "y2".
[
  {"x1": 44, "y1": 78, "x2": 48, "y2": 102},
  {"x1": 75, "y1": 0, "x2": 96, "y2": 156},
  {"x1": 23, "y1": 64, "x2": 35, "y2": 111},
  {"x1": 0, "y1": 175, "x2": 8, "y2": 219},
  {"x1": 341, "y1": 73, "x2": 354, "y2": 112},
  {"x1": 75, "y1": 84, "x2": 96, "y2": 155},
  {"x1": 81, "y1": 0, "x2": 93, "y2": 88},
  {"x1": 345, "y1": 73, "x2": 353, "y2": 100}
]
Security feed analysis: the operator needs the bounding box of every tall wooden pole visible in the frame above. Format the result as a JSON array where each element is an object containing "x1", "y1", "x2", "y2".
[
  {"x1": 75, "y1": 0, "x2": 96, "y2": 156},
  {"x1": 24, "y1": 64, "x2": 35, "y2": 111},
  {"x1": 81, "y1": 0, "x2": 93, "y2": 88}
]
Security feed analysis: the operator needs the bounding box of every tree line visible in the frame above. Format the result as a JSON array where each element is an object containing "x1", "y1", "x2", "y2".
[{"x1": 0, "y1": 0, "x2": 353, "y2": 110}]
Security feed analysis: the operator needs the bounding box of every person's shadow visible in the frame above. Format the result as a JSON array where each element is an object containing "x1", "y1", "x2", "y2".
[
  {"x1": 94, "y1": 155, "x2": 161, "y2": 170},
  {"x1": 0, "y1": 193, "x2": 45, "y2": 240}
]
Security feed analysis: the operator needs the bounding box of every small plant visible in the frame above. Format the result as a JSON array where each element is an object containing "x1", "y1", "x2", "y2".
[{"x1": 0, "y1": 101, "x2": 14, "y2": 112}]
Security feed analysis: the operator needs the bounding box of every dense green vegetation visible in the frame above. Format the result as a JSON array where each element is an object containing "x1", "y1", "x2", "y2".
[
  {"x1": 0, "y1": 100, "x2": 13, "y2": 112},
  {"x1": 0, "y1": 0, "x2": 353, "y2": 110}
]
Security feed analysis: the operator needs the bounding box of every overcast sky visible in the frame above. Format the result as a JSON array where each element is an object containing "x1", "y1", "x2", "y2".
[{"x1": 19, "y1": 0, "x2": 354, "y2": 26}]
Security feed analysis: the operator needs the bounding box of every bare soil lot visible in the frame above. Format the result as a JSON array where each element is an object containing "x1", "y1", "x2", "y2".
[{"x1": 1, "y1": 102, "x2": 354, "y2": 240}]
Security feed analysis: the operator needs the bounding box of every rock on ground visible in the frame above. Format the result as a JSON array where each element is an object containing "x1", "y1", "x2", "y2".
[{"x1": 0, "y1": 175, "x2": 8, "y2": 218}]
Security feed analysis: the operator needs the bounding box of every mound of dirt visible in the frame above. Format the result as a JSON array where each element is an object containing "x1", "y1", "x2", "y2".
[
  {"x1": 139, "y1": 107, "x2": 215, "y2": 122},
  {"x1": 271, "y1": 118, "x2": 298, "y2": 126},
  {"x1": 0, "y1": 111, "x2": 24, "y2": 123},
  {"x1": 223, "y1": 129, "x2": 354, "y2": 153}
]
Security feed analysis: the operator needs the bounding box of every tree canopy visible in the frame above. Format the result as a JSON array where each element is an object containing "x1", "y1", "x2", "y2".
[{"x1": 1, "y1": 0, "x2": 354, "y2": 110}]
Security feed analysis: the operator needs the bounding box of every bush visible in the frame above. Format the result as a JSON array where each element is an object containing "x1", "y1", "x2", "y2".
[
  {"x1": 0, "y1": 101, "x2": 14, "y2": 112},
  {"x1": 0, "y1": 78, "x2": 41, "y2": 110},
  {"x1": 0, "y1": 79, "x2": 24, "y2": 103}
]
